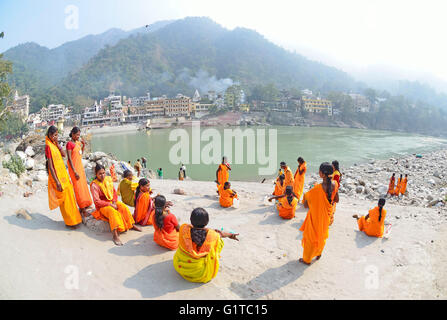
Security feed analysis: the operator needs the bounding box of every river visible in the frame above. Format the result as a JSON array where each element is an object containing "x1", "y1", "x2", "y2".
[{"x1": 91, "y1": 125, "x2": 447, "y2": 181}]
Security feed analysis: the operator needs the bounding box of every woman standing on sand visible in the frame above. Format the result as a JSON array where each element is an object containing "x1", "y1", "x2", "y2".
[
  {"x1": 173, "y1": 207, "x2": 239, "y2": 283},
  {"x1": 90, "y1": 164, "x2": 142, "y2": 246},
  {"x1": 293, "y1": 157, "x2": 307, "y2": 201},
  {"x1": 215, "y1": 156, "x2": 231, "y2": 194},
  {"x1": 299, "y1": 162, "x2": 339, "y2": 265},
  {"x1": 45, "y1": 126, "x2": 82, "y2": 228},
  {"x1": 66, "y1": 127, "x2": 92, "y2": 216},
  {"x1": 353, "y1": 198, "x2": 387, "y2": 238},
  {"x1": 329, "y1": 160, "x2": 342, "y2": 226},
  {"x1": 150, "y1": 195, "x2": 180, "y2": 250}
]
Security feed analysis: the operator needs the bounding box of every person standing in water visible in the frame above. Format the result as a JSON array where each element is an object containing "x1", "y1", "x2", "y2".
[
  {"x1": 66, "y1": 126, "x2": 93, "y2": 217},
  {"x1": 45, "y1": 126, "x2": 83, "y2": 228}
]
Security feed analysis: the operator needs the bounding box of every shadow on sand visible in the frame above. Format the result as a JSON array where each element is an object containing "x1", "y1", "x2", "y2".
[
  {"x1": 4, "y1": 212, "x2": 69, "y2": 231},
  {"x1": 108, "y1": 233, "x2": 170, "y2": 257},
  {"x1": 354, "y1": 230, "x2": 379, "y2": 248},
  {"x1": 123, "y1": 259, "x2": 204, "y2": 298},
  {"x1": 230, "y1": 260, "x2": 306, "y2": 299}
]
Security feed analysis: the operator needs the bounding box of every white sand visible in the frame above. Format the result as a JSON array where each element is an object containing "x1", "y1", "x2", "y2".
[{"x1": 0, "y1": 179, "x2": 446, "y2": 299}]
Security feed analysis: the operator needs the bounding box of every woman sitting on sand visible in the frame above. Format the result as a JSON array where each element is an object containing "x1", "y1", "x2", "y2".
[
  {"x1": 269, "y1": 186, "x2": 298, "y2": 219},
  {"x1": 218, "y1": 182, "x2": 238, "y2": 208},
  {"x1": 353, "y1": 198, "x2": 387, "y2": 238},
  {"x1": 173, "y1": 208, "x2": 239, "y2": 283},
  {"x1": 299, "y1": 162, "x2": 339, "y2": 265},
  {"x1": 133, "y1": 178, "x2": 154, "y2": 225},
  {"x1": 149, "y1": 195, "x2": 180, "y2": 250},
  {"x1": 90, "y1": 164, "x2": 142, "y2": 246},
  {"x1": 66, "y1": 126, "x2": 92, "y2": 217},
  {"x1": 45, "y1": 125, "x2": 83, "y2": 229},
  {"x1": 272, "y1": 174, "x2": 285, "y2": 196}
]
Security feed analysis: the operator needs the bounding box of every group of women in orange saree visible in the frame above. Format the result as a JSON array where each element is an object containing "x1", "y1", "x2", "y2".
[
  {"x1": 46, "y1": 124, "x2": 388, "y2": 282},
  {"x1": 387, "y1": 173, "x2": 408, "y2": 196}
]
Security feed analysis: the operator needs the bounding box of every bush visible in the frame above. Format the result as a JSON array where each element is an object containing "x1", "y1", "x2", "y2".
[{"x1": 2, "y1": 154, "x2": 25, "y2": 177}]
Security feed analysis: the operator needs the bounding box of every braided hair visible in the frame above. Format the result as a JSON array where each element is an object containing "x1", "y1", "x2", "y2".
[
  {"x1": 154, "y1": 195, "x2": 166, "y2": 230},
  {"x1": 190, "y1": 208, "x2": 209, "y2": 248},
  {"x1": 378, "y1": 198, "x2": 386, "y2": 221},
  {"x1": 320, "y1": 162, "x2": 334, "y2": 204},
  {"x1": 285, "y1": 185, "x2": 294, "y2": 205},
  {"x1": 134, "y1": 178, "x2": 149, "y2": 208}
]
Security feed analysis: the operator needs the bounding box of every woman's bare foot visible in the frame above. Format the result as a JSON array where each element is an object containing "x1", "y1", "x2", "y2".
[
  {"x1": 132, "y1": 225, "x2": 142, "y2": 232},
  {"x1": 112, "y1": 230, "x2": 123, "y2": 246},
  {"x1": 299, "y1": 258, "x2": 311, "y2": 265},
  {"x1": 352, "y1": 214, "x2": 359, "y2": 219},
  {"x1": 316, "y1": 255, "x2": 322, "y2": 260}
]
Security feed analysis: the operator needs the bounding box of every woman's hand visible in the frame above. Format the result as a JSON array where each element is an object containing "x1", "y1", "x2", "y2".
[
  {"x1": 166, "y1": 201, "x2": 174, "y2": 207},
  {"x1": 229, "y1": 233, "x2": 239, "y2": 241},
  {"x1": 111, "y1": 202, "x2": 118, "y2": 210}
]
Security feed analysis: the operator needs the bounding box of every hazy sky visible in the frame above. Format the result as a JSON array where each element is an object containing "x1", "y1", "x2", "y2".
[{"x1": 1, "y1": 0, "x2": 447, "y2": 81}]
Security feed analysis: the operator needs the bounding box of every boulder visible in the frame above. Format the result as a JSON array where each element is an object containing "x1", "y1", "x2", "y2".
[
  {"x1": 83, "y1": 215, "x2": 110, "y2": 233},
  {"x1": 15, "y1": 151, "x2": 27, "y2": 161},
  {"x1": 173, "y1": 188, "x2": 186, "y2": 195},
  {"x1": 356, "y1": 186, "x2": 365, "y2": 194},
  {"x1": 25, "y1": 146, "x2": 35, "y2": 157},
  {"x1": 89, "y1": 151, "x2": 108, "y2": 162},
  {"x1": 24, "y1": 158, "x2": 35, "y2": 170},
  {"x1": 15, "y1": 208, "x2": 32, "y2": 220},
  {"x1": 2, "y1": 154, "x2": 11, "y2": 163},
  {"x1": 10, "y1": 172, "x2": 18, "y2": 182}
]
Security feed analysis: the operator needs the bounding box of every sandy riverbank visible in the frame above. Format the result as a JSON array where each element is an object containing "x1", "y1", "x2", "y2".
[{"x1": 0, "y1": 174, "x2": 446, "y2": 299}]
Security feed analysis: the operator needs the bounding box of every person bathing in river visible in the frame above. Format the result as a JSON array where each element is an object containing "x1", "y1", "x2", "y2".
[
  {"x1": 90, "y1": 164, "x2": 142, "y2": 246},
  {"x1": 66, "y1": 126, "x2": 92, "y2": 217}
]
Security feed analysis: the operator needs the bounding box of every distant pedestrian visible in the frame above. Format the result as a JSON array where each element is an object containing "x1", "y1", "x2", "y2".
[
  {"x1": 181, "y1": 163, "x2": 186, "y2": 178},
  {"x1": 134, "y1": 159, "x2": 142, "y2": 177},
  {"x1": 178, "y1": 168, "x2": 185, "y2": 181},
  {"x1": 157, "y1": 168, "x2": 163, "y2": 180},
  {"x1": 141, "y1": 157, "x2": 147, "y2": 168}
]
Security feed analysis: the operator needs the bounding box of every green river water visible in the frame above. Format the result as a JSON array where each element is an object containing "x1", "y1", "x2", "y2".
[{"x1": 91, "y1": 126, "x2": 447, "y2": 181}]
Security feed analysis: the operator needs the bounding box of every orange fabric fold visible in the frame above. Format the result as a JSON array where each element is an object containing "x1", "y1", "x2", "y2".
[
  {"x1": 68, "y1": 140, "x2": 92, "y2": 209},
  {"x1": 293, "y1": 162, "x2": 306, "y2": 200}
]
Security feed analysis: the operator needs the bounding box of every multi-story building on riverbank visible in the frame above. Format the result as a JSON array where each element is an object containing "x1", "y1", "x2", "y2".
[
  {"x1": 162, "y1": 96, "x2": 193, "y2": 117},
  {"x1": 301, "y1": 97, "x2": 333, "y2": 116},
  {"x1": 11, "y1": 90, "x2": 30, "y2": 121},
  {"x1": 348, "y1": 93, "x2": 372, "y2": 113},
  {"x1": 40, "y1": 104, "x2": 67, "y2": 122}
]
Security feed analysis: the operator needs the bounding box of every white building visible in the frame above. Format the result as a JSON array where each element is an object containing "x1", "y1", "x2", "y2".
[
  {"x1": 12, "y1": 90, "x2": 30, "y2": 121},
  {"x1": 128, "y1": 92, "x2": 151, "y2": 106},
  {"x1": 193, "y1": 89, "x2": 201, "y2": 102},
  {"x1": 301, "y1": 89, "x2": 313, "y2": 96},
  {"x1": 40, "y1": 104, "x2": 66, "y2": 122},
  {"x1": 348, "y1": 93, "x2": 372, "y2": 113}
]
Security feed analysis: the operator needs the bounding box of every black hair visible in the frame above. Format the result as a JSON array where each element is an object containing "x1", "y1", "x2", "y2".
[
  {"x1": 280, "y1": 161, "x2": 286, "y2": 166},
  {"x1": 95, "y1": 163, "x2": 105, "y2": 174},
  {"x1": 285, "y1": 185, "x2": 293, "y2": 205},
  {"x1": 224, "y1": 181, "x2": 230, "y2": 189},
  {"x1": 134, "y1": 178, "x2": 149, "y2": 208},
  {"x1": 278, "y1": 174, "x2": 285, "y2": 182},
  {"x1": 378, "y1": 198, "x2": 386, "y2": 221},
  {"x1": 154, "y1": 195, "x2": 167, "y2": 230},
  {"x1": 69, "y1": 126, "x2": 80, "y2": 139},
  {"x1": 320, "y1": 162, "x2": 334, "y2": 204},
  {"x1": 298, "y1": 157, "x2": 304, "y2": 163},
  {"x1": 190, "y1": 208, "x2": 209, "y2": 248},
  {"x1": 123, "y1": 170, "x2": 132, "y2": 178},
  {"x1": 46, "y1": 125, "x2": 58, "y2": 138}
]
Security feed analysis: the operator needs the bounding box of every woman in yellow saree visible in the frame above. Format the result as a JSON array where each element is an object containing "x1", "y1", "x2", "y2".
[
  {"x1": 173, "y1": 208, "x2": 239, "y2": 283},
  {"x1": 45, "y1": 126, "x2": 82, "y2": 228}
]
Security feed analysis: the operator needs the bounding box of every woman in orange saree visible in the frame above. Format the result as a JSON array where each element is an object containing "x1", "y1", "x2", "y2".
[
  {"x1": 149, "y1": 195, "x2": 180, "y2": 250},
  {"x1": 45, "y1": 126, "x2": 82, "y2": 228},
  {"x1": 90, "y1": 164, "x2": 142, "y2": 245},
  {"x1": 215, "y1": 156, "x2": 231, "y2": 194},
  {"x1": 293, "y1": 157, "x2": 307, "y2": 201},
  {"x1": 66, "y1": 127, "x2": 92, "y2": 216},
  {"x1": 173, "y1": 208, "x2": 239, "y2": 283},
  {"x1": 299, "y1": 162, "x2": 339, "y2": 265},
  {"x1": 353, "y1": 198, "x2": 387, "y2": 238},
  {"x1": 273, "y1": 174, "x2": 285, "y2": 196},
  {"x1": 269, "y1": 186, "x2": 298, "y2": 219}
]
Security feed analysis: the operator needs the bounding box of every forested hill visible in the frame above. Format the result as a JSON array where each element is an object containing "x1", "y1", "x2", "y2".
[{"x1": 3, "y1": 17, "x2": 362, "y2": 112}]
